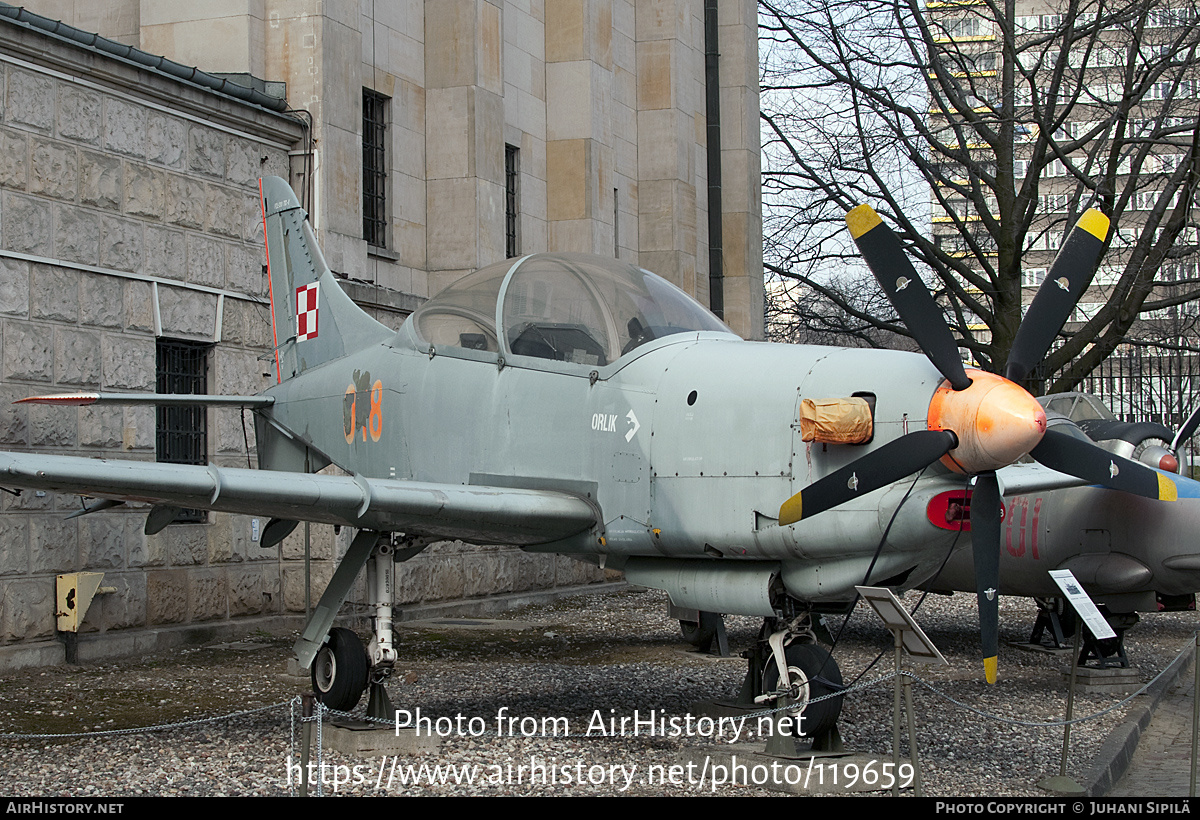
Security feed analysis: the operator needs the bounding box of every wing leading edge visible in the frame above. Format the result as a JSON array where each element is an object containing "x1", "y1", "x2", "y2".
[{"x1": 0, "y1": 451, "x2": 599, "y2": 547}]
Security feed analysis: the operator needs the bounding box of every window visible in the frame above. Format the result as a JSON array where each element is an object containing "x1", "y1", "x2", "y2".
[
  {"x1": 362, "y1": 89, "x2": 389, "y2": 248},
  {"x1": 505, "y1": 144, "x2": 519, "y2": 258},
  {"x1": 156, "y1": 339, "x2": 211, "y2": 524}
]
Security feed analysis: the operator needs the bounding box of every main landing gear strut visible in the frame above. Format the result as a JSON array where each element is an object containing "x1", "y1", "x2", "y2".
[{"x1": 295, "y1": 530, "x2": 432, "y2": 716}]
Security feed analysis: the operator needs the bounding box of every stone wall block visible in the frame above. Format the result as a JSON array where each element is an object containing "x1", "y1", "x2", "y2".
[
  {"x1": 144, "y1": 226, "x2": 186, "y2": 282},
  {"x1": 123, "y1": 405, "x2": 154, "y2": 450},
  {"x1": 0, "y1": 384, "x2": 28, "y2": 445},
  {"x1": 29, "y1": 139, "x2": 78, "y2": 200},
  {"x1": 30, "y1": 516, "x2": 78, "y2": 573},
  {"x1": 1, "y1": 579, "x2": 55, "y2": 642},
  {"x1": 146, "y1": 115, "x2": 186, "y2": 168},
  {"x1": 57, "y1": 86, "x2": 102, "y2": 145},
  {"x1": 128, "y1": 514, "x2": 166, "y2": 567},
  {"x1": 225, "y1": 242, "x2": 265, "y2": 297},
  {"x1": 3, "y1": 321, "x2": 53, "y2": 382},
  {"x1": 283, "y1": 562, "x2": 333, "y2": 612},
  {"x1": 0, "y1": 131, "x2": 28, "y2": 189},
  {"x1": 279, "y1": 522, "x2": 335, "y2": 562},
  {"x1": 153, "y1": 525, "x2": 208, "y2": 566},
  {"x1": 122, "y1": 280, "x2": 155, "y2": 333},
  {"x1": 189, "y1": 569, "x2": 228, "y2": 621},
  {"x1": 230, "y1": 566, "x2": 277, "y2": 615},
  {"x1": 226, "y1": 141, "x2": 261, "y2": 186},
  {"x1": 79, "y1": 274, "x2": 123, "y2": 329},
  {"x1": 99, "y1": 215, "x2": 143, "y2": 272},
  {"x1": 29, "y1": 264, "x2": 79, "y2": 323},
  {"x1": 77, "y1": 404, "x2": 123, "y2": 448},
  {"x1": 0, "y1": 516, "x2": 29, "y2": 576},
  {"x1": 101, "y1": 335, "x2": 154, "y2": 390},
  {"x1": 103, "y1": 98, "x2": 147, "y2": 158},
  {"x1": 189, "y1": 128, "x2": 227, "y2": 178},
  {"x1": 27, "y1": 403, "x2": 76, "y2": 448},
  {"x1": 93, "y1": 573, "x2": 146, "y2": 631},
  {"x1": 146, "y1": 570, "x2": 187, "y2": 624},
  {"x1": 205, "y1": 185, "x2": 243, "y2": 239},
  {"x1": 186, "y1": 234, "x2": 225, "y2": 288},
  {"x1": 164, "y1": 174, "x2": 206, "y2": 229},
  {"x1": 54, "y1": 205, "x2": 101, "y2": 266},
  {"x1": 79, "y1": 151, "x2": 122, "y2": 209},
  {"x1": 80, "y1": 514, "x2": 135, "y2": 569},
  {"x1": 2, "y1": 193, "x2": 53, "y2": 255},
  {"x1": 7, "y1": 69, "x2": 54, "y2": 133},
  {"x1": 158, "y1": 286, "x2": 215, "y2": 339},
  {"x1": 124, "y1": 165, "x2": 165, "y2": 219},
  {"x1": 0, "y1": 257, "x2": 29, "y2": 317},
  {"x1": 55, "y1": 328, "x2": 102, "y2": 386}
]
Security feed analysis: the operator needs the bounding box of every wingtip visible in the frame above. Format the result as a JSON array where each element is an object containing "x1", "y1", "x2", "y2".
[
  {"x1": 984, "y1": 656, "x2": 998, "y2": 684},
  {"x1": 846, "y1": 204, "x2": 882, "y2": 239}
]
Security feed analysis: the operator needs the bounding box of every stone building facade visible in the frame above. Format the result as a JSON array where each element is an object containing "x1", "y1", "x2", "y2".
[{"x1": 0, "y1": 1, "x2": 765, "y2": 668}]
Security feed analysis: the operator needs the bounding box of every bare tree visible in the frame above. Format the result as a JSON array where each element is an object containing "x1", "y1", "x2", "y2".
[{"x1": 761, "y1": 0, "x2": 1200, "y2": 393}]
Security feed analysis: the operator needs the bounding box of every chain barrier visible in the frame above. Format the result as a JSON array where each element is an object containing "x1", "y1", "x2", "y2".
[{"x1": 4, "y1": 636, "x2": 1195, "y2": 795}]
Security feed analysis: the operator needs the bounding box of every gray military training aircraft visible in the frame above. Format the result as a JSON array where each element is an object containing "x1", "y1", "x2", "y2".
[{"x1": 0, "y1": 177, "x2": 1187, "y2": 738}]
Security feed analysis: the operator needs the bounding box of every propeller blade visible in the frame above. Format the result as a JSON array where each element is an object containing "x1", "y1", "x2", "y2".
[
  {"x1": 778, "y1": 430, "x2": 958, "y2": 525},
  {"x1": 1031, "y1": 427, "x2": 1178, "y2": 501},
  {"x1": 1004, "y1": 209, "x2": 1109, "y2": 383},
  {"x1": 846, "y1": 205, "x2": 972, "y2": 391},
  {"x1": 971, "y1": 472, "x2": 1002, "y2": 685},
  {"x1": 1171, "y1": 404, "x2": 1200, "y2": 453}
]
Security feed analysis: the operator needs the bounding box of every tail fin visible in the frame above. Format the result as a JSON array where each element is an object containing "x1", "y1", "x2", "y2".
[{"x1": 259, "y1": 176, "x2": 391, "y2": 382}]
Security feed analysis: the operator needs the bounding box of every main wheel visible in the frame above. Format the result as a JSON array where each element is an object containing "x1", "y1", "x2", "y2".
[
  {"x1": 761, "y1": 643, "x2": 843, "y2": 737},
  {"x1": 311, "y1": 627, "x2": 369, "y2": 712}
]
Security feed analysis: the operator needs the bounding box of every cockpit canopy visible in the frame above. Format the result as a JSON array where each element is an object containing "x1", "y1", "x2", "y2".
[{"x1": 411, "y1": 253, "x2": 733, "y2": 367}]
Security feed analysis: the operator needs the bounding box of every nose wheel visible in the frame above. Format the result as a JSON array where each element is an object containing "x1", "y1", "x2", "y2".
[{"x1": 311, "y1": 626, "x2": 369, "y2": 712}]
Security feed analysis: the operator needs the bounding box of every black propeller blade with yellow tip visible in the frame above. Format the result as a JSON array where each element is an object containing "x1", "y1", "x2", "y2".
[
  {"x1": 778, "y1": 430, "x2": 958, "y2": 525},
  {"x1": 846, "y1": 204, "x2": 972, "y2": 391},
  {"x1": 970, "y1": 471, "x2": 1002, "y2": 685},
  {"x1": 1032, "y1": 426, "x2": 1179, "y2": 501},
  {"x1": 1005, "y1": 209, "x2": 1110, "y2": 384}
]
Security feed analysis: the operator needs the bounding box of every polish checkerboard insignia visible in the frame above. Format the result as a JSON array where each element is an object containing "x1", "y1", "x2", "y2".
[{"x1": 297, "y1": 283, "x2": 319, "y2": 341}]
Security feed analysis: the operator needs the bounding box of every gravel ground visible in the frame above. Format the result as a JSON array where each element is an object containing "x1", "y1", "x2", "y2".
[{"x1": 0, "y1": 585, "x2": 1196, "y2": 797}]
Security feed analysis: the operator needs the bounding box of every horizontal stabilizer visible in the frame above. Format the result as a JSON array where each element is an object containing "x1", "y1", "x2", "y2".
[{"x1": 15, "y1": 392, "x2": 274, "y2": 408}]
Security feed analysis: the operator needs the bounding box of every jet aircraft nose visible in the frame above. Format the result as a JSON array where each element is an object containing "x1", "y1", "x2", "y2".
[{"x1": 927, "y1": 370, "x2": 1048, "y2": 474}]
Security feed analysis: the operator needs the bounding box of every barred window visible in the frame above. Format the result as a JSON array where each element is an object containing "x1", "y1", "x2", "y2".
[
  {"x1": 505, "y1": 144, "x2": 520, "y2": 258},
  {"x1": 363, "y1": 89, "x2": 389, "y2": 248},
  {"x1": 156, "y1": 338, "x2": 210, "y2": 524}
]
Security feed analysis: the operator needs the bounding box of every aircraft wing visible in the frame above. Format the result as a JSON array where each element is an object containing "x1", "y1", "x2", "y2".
[
  {"x1": 997, "y1": 463, "x2": 1091, "y2": 496},
  {"x1": 0, "y1": 451, "x2": 599, "y2": 546}
]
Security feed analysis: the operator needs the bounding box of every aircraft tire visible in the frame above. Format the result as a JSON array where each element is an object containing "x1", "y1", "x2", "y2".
[
  {"x1": 311, "y1": 627, "x2": 369, "y2": 712},
  {"x1": 761, "y1": 643, "x2": 843, "y2": 737}
]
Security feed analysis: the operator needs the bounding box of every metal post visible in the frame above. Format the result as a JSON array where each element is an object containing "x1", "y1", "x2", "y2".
[
  {"x1": 903, "y1": 673, "x2": 923, "y2": 796},
  {"x1": 893, "y1": 628, "x2": 902, "y2": 798},
  {"x1": 1061, "y1": 625, "x2": 1082, "y2": 777},
  {"x1": 300, "y1": 693, "x2": 314, "y2": 797},
  {"x1": 1191, "y1": 632, "x2": 1198, "y2": 797}
]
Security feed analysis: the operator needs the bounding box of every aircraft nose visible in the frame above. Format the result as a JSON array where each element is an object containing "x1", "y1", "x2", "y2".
[{"x1": 928, "y1": 370, "x2": 1047, "y2": 473}]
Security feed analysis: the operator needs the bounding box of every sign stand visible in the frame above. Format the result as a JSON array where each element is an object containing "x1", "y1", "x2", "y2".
[
  {"x1": 1037, "y1": 569, "x2": 1115, "y2": 795},
  {"x1": 856, "y1": 585, "x2": 948, "y2": 797}
]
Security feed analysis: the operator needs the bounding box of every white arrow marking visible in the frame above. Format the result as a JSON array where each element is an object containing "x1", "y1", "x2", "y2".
[{"x1": 625, "y1": 409, "x2": 640, "y2": 442}]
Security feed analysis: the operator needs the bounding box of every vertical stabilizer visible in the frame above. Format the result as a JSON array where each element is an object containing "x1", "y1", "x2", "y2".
[{"x1": 259, "y1": 176, "x2": 391, "y2": 382}]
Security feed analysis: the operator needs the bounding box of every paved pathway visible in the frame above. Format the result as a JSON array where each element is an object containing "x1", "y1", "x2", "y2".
[{"x1": 1109, "y1": 670, "x2": 1197, "y2": 796}]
